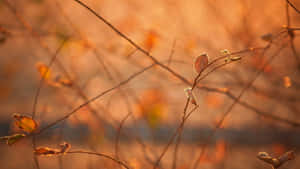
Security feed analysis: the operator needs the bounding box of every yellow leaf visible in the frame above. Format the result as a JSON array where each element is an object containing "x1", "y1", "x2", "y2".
[
  {"x1": 34, "y1": 147, "x2": 60, "y2": 156},
  {"x1": 13, "y1": 114, "x2": 38, "y2": 133}
]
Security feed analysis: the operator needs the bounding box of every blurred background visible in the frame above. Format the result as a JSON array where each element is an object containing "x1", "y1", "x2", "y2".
[{"x1": 0, "y1": 0, "x2": 300, "y2": 169}]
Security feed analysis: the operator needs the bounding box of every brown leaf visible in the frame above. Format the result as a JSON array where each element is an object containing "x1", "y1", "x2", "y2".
[
  {"x1": 34, "y1": 142, "x2": 71, "y2": 156},
  {"x1": 194, "y1": 53, "x2": 208, "y2": 74},
  {"x1": 34, "y1": 147, "x2": 61, "y2": 156},
  {"x1": 257, "y1": 150, "x2": 295, "y2": 169}
]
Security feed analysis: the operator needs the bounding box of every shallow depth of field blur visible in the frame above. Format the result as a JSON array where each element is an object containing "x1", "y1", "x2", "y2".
[{"x1": 0, "y1": 0, "x2": 300, "y2": 169}]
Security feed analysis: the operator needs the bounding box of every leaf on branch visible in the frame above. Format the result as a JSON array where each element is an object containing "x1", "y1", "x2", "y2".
[
  {"x1": 194, "y1": 53, "x2": 208, "y2": 74},
  {"x1": 13, "y1": 113, "x2": 38, "y2": 133},
  {"x1": 0, "y1": 133, "x2": 26, "y2": 146},
  {"x1": 34, "y1": 142, "x2": 71, "y2": 156},
  {"x1": 257, "y1": 150, "x2": 295, "y2": 169},
  {"x1": 34, "y1": 147, "x2": 61, "y2": 156},
  {"x1": 184, "y1": 87, "x2": 197, "y2": 105}
]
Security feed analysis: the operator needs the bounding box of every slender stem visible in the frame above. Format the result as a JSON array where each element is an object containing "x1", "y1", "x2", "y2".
[{"x1": 67, "y1": 150, "x2": 131, "y2": 169}]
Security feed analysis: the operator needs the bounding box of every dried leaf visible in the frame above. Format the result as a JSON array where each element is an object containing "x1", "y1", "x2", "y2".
[
  {"x1": 13, "y1": 113, "x2": 38, "y2": 133},
  {"x1": 35, "y1": 142, "x2": 71, "y2": 156},
  {"x1": 257, "y1": 152, "x2": 274, "y2": 165},
  {"x1": 184, "y1": 87, "x2": 197, "y2": 105},
  {"x1": 257, "y1": 150, "x2": 295, "y2": 169},
  {"x1": 194, "y1": 53, "x2": 208, "y2": 74},
  {"x1": 34, "y1": 147, "x2": 61, "y2": 156},
  {"x1": 0, "y1": 133, "x2": 26, "y2": 146}
]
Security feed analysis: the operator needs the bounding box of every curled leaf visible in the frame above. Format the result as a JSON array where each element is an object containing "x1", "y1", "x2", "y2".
[
  {"x1": 257, "y1": 150, "x2": 295, "y2": 169},
  {"x1": 34, "y1": 147, "x2": 61, "y2": 156},
  {"x1": 194, "y1": 53, "x2": 209, "y2": 74},
  {"x1": 257, "y1": 152, "x2": 274, "y2": 165},
  {"x1": 184, "y1": 87, "x2": 197, "y2": 105},
  {"x1": 13, "y1": 113, "x2": 38, "y2": 133},
  {"x1": 35, "y1": 142, "x2": 71, "y2": 156},
  {"x1": 0, "y1": 133, "x2": 26, "y2": 146}
]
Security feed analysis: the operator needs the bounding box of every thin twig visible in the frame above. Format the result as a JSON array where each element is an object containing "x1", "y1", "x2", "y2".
[
  {"x1": 71, "y1": 0, "x2": 300, "y2": 130},
  {"x1": 36, "y1": 63, "x2": 156, "y2": 135},
  {"x1": 191, "y1": 44, "x2": 288, "y2": 169},
  {"x1": 286, "y1": 0, "x2": 300, "y2": 13},
  {"x1": 167, "y1": 39, "x2": 177, "y2": 66},
  {"x1": 67, "y1": 150, "x2": 131, "y2": 169}
]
